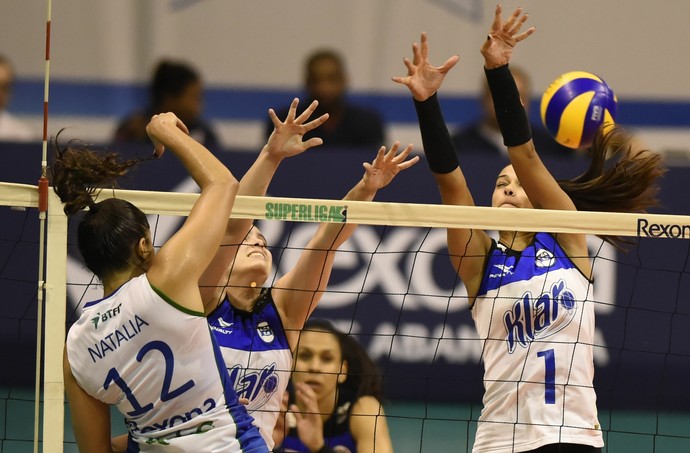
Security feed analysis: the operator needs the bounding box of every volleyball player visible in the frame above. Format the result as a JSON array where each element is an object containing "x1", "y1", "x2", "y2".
[
  {"x1": 273, "y1": 319, "x2": 393, "y2": 453},
  {"x1": 197, "y1": 98, "x2": 418, "y2": 448},
  {"x1": 393, "y1": 5, "x2": 665, "y2": 453},
  {"x1": 56, "y1": 112, "x2": 268, "y2": 451}
]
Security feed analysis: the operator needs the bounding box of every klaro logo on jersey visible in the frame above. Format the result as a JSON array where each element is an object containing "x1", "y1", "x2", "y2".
[{"x1": 504, "y1": 278, "x2": 578, "y2": 353}]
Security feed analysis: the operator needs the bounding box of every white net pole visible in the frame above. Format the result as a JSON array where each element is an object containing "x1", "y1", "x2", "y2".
[{"x1": 43, "y1": 188, "x2": 66, "y2": 452}]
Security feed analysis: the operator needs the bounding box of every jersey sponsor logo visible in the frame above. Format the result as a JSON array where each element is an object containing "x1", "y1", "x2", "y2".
[
  {"x1": 128, "y1": 397, "x2": 217, "y2": 441},
  {"x1": 637, "y1": 218, "x2": 690, "y2": 239},
  {"x1": 265, "y1": 202, "x2": 347, "y2": 222},
  {"x1": 87, "y1": 315, "x2": 150, "y2": 363},
  {"x1": 503, "y1": 279, "x2": 577, "y2": 353},
  {"x1": 91, "y1": 303, "x2": 122, "y2": 330},
  {"x1": 228, "y1": 362, "x2": 280, "y2": 410},
  {"x1": 218, "y1": 318, "x2": 233, "y2": 329},
  {"x1": 257, "y1": 321, "x2": 274, "y2": 343},
  {"x1": 210, "y1": 318, "x2": 233, "y2": 335},
  {"x1": 535, "y1": 248, "x2": 556, "y2": 268},
  {"x1": 489, "y1": 264, "x2": 514, "y2": 279}
]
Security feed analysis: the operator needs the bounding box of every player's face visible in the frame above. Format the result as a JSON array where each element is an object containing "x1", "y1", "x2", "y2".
[
  {"x1": 491, "y1": 165, "x2": 533, "y2": 209},
  {"x1": 292, "y1": 330, "x2": 346, "y2": 401},
  {"x1": 232, "y1": 226, "x2": 272, "y2": 279}
]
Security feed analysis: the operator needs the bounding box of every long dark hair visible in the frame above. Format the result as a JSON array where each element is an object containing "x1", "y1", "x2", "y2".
[
  {"x1": 50, "y1": 132, "x2": 151, "y2": 279},
  {"x1": 302, "y1": 319, "x2": 383, "y2": 401},
  {"x1": 558, "y1": 123, "x2": 666, "y2": 248}
]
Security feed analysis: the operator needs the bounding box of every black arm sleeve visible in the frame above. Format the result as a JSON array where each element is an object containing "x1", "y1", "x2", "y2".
[
  {"x1": 484, "y1": 64, "x2": 532, "y2": 147},
  {"x1": 413, "y1": 93, "x2": 459, "y2": 174}
]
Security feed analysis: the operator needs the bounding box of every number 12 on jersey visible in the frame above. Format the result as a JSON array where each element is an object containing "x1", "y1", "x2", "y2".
[{"x1": 537, "y1": 349, "x2": 556, "y2": 404}]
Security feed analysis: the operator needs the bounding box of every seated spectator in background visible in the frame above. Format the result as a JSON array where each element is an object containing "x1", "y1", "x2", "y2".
[
  {"x1": 0, "y1": 54, "x2": 34, "y2": 142},
  {"x1": 265, "y1": 49, "x2": 385, "y2": 148},
  {"x1": 273, "y1": 319, "x2": 393, "y2": 453},
  {"x1": 114, "y1": 59, "x2": 219, "y2": 149},
  {"x1": 452, "y1": 65, "x2": 575, "y2": 157}
]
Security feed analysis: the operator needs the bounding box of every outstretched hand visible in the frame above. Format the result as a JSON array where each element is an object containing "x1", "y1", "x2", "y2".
[
  {"x1": 481, "y1": 4, "x2": 535, "y2": 69},
  {"x1": 146, "y1": 112, "x2": 190, "y2": 158},
  {"x1": 265, "y1": 98, "x2": 329, "y2": 159},
  {"x1": 392, "y1": 32, "x2": 460, "y2": 102},
  {"x1": 362, "y1": 142, "x2": 419, "y2": 191}
]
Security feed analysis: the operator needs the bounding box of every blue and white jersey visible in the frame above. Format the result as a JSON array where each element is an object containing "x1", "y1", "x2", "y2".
[
  {"x1": 471, "y1": 233, "x2": 604, "y2": 452},
  {"x1": 207, "y1": 288, "x2": 292, "y2": 449},
  {"x1": 66, "y1": 274, "x2": 268, "y2": 452}
]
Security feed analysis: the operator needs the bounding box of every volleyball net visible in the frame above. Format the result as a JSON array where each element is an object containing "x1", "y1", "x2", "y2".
[{"x1": 2, "y1": 181, "x2": 690, "y2": 452}]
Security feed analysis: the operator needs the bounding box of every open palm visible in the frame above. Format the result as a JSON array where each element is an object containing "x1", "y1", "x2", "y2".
[
  {"x1": 363, "y1": 141, "x2": 419, "y2": 191},
  {"x1": 265, "y1": 98, "x2": 329, "y2": 158},
  {"x1": 481, "y1": 5, "x2": 535, "y2": 69},
  {"x1": 392, "y1": 32, "x2": 459, "y2": 102}
]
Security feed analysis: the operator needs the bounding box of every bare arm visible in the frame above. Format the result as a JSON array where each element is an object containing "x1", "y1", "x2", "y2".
[
  {"x1": 199, "y1": 99, "x2": 328, "y2": 313},
  {"x1": 64, "y1": 349, "x2": 114, "y2": 453},
  {"x1": 111, "y1": 434, "x2": 128, "y2": 453},
  {"x1": 349, "y1": 396, "x2": 393, "y2": 453},
  {"x1": 274, "y1": 143, "x2": 419, "y2": 344},
  {"x1": 144, "y1": 113, "x2": 239, "y2": 313},
  {"x1": 393, "y1": 32, "x2": 492, "y2": 297}
]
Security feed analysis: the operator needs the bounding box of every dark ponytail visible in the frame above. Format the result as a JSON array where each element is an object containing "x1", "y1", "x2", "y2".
[
  {"x1": 50, "y1": 131, "x2": 151, "y2": 278},
  {"x1": 558, "y1": 123, "x2": 666, "y2": 248}
]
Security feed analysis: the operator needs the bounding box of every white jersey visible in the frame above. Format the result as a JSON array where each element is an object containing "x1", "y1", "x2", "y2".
[
  {"x1": 66, "y1": 274, "x2": 268, "y2": 452},
  {"x1": 471, "y1": 233, "x2": 604, "y2": 452},
  {"x1": 207, "y1": 289, "x2": 292, "y2": 449}
]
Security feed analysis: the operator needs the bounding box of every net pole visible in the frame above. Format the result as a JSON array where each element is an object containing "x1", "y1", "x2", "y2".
[{"x1": 35, "y1": 0, "x2": 54, "y2": 451}]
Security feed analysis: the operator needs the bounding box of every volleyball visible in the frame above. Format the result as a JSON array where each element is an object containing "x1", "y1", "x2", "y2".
[{"x1": 540, "y1": 71, "x2": 618, "y2": 149}]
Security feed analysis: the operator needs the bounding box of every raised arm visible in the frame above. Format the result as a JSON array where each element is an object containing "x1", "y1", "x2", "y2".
[
  {"x1": 481, "y1": 6, "x2": 590, "y2": 254},
  {"x1": 274, "y1": 143, "x2": 418, "y2": 346},
  {"x1": 145, "y1": 113, "x2": 239, "y2": 313},
  {"x1": 393, "y1": 32, "x2": 492, "y2": 297},
  {"x1": 199, "y1": 99, "x2": 328, "y2": 313},
  {"x1": 481, "y1": 6, "x2": 571, "y2": 211}
]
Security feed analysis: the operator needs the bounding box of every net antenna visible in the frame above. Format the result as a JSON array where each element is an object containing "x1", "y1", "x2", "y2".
[{"x1": 34, "y1": 0, "x2": 55, "y2": 451}]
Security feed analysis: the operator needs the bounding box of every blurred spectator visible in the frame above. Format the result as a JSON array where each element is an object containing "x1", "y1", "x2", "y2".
[
  {"x1": 113, "y1": 59, "x2": 219, "y2": 149},
  {"x1": 452, "y1": 65, "x2": 575, "y2": 157},
  {"x1": 265, "y1": 49, "x2": 385, "y2": 148},
  {"x1": 0, "y1": 54, "x2": 34, "y2": 142}
]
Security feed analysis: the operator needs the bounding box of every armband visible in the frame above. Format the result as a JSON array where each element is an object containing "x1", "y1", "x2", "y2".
[
  {"x1": 413, "y1": 93, "x2": 459, "y2": 174},
  {"x1": 484, "y1": 64, "x2": 532, "y2": 147}
]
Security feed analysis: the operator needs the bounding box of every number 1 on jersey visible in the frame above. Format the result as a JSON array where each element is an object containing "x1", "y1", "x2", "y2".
[{"x1": 537, "y1": 349, "x2": 556, "y2": 404}]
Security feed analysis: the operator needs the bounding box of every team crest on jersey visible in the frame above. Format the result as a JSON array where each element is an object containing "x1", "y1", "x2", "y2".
[
  {"x1": 256, "y1": 321, "x2": 274, "y2": 343},
  {"x1": 503, "y1": 278, "x2": 578, "y2": 353},
  {"x1": 535, "y1": 248, "x2": 556, "y2": 268}
]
